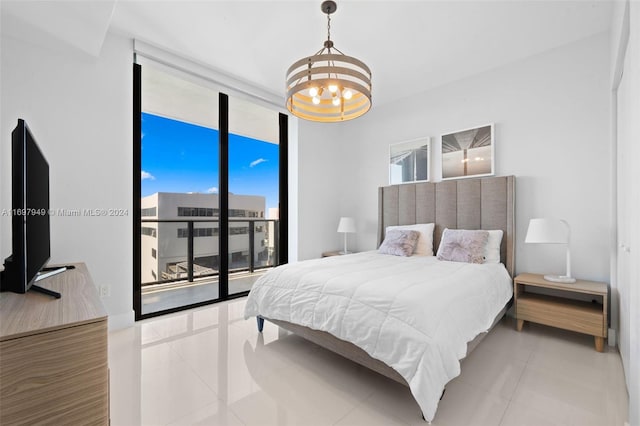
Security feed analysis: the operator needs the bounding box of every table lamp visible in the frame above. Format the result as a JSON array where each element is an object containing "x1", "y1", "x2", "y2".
[
  {"x1": 337, "y1": 217, "x2": 356, "y2": 254},
  {"x1": 525, "y1": 218, "x2": 576, "y2": 283}
]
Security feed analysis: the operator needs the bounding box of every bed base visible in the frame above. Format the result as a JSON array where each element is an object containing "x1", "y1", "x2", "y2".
[{"x1": 256, "y1": 302, "x2": 510, "y2": 387}]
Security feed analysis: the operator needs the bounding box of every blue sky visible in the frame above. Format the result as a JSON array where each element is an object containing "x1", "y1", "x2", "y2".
[{"x1": 141, "y1": 112, "x2": 279, "y2": 211}]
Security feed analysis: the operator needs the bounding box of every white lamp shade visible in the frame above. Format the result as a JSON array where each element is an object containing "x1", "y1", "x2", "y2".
[
  {"x1": 525, "y1": 218, "x2": 569, "y2": 244},
  {"x1": 337, "y1": 217, "x2": 356, "y2": 233}
]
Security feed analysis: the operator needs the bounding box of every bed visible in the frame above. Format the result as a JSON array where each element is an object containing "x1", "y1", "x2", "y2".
[{"x1": 244, "y1": 175, "x2": 515, "y2": 422}]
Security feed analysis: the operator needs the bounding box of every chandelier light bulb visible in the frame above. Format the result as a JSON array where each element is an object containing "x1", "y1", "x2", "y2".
[
  {"x1": 312, "y1": 96, "x2": 321, "y2": 105},
  {"x1": 309, "y1": 87, "x2": 319, "y2": 97},
  {"x1": 343, "y1": 90, "x2": 353, "y2": 100},
  {"x1": 328, "y1": 84, "x2": 338, "y2": 93},
  {"x1": 332, "y1": 97, "x2": 341, "y2": 106}
]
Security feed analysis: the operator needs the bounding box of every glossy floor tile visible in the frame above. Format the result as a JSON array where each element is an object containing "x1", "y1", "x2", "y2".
[{"x1": 109, "y1": 298, "x2": 629, "y2": 426}]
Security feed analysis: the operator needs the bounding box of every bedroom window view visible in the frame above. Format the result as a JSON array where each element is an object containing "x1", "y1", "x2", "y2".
[
  {"x1": 139, "y1": 65, "x2": 281, "y2": 316},
  {"x1": 227, "y1": 95, "x2": 281, "y2": 297}
]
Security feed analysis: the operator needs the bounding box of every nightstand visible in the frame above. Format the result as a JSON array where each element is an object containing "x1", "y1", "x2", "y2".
[
  {"x1": 514, "y1": 273, "x2": 608, "y2": 352},
  {"x1": 322, "y1": 250, "x2": 352, "y2": 257}
]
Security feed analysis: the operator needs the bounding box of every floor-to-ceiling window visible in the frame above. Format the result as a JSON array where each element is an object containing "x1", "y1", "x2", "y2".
[
  {"x1": 133, "y1": 61, "x2": 287, "y2": 319},
  {"x1": 226, "y1": 95, "x2": 281, "y2": 297}
]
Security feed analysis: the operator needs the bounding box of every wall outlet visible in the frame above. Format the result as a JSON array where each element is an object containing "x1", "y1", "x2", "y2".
[{"x1": 98, "y1": 285, "x2": 110, "y2": 297}]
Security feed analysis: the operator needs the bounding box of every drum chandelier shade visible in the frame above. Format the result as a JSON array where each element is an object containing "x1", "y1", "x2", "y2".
[{"x1": 286, "y1": 1, "x2": 372, "y2": 123}]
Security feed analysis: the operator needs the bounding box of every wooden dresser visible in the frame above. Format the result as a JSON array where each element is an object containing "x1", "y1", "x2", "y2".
[{"x1": 0, "y1": 263, "x2": 109, "y2": 425}]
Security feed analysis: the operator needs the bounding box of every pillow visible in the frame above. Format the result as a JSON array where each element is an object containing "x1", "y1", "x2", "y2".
[
  {"x1": 484, "y1": 230, "x2": 504, "y2": 264},
  {"x1": 378, "y1": 229, "x2": 420, "y2": 257},
  {"x1": 385, "y1": 223, "x2": 435, "y2": 256},
  {"x1": 436, "y1": 228, "x2": 489, "y2": 264}
]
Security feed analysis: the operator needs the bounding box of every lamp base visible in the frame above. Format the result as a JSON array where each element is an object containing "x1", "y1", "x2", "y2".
[
  {"x1": 543, "y1": 274, "x2": 576, "y2": 284},
  {"x1": 339, "y1": 251, "x2": 352, "y2": 255}
]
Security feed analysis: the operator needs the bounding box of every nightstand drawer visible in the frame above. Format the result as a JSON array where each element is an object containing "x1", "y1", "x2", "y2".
[{"x1": 517, "y1": 294, "x2": 605, "y2": 337}]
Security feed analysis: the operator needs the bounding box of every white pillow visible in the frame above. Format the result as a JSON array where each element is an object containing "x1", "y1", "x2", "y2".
[
  {"x1": 385, "y1": 223, "x2": 435, "y2": 256},
  {"x1": 483, "y1": 230, "x2": 503, "y2": 264}
]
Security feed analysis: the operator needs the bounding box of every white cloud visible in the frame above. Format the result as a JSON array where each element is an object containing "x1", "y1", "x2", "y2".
[
  {"x1": 207, "y1": 187, "x2": 218, "y2": 194},
  {"x1": 250, "y1": 158, "x2": 267, "y2": 168},
  {"x1": 141, "y1": 170, "x2": 155, "y2": 180}
]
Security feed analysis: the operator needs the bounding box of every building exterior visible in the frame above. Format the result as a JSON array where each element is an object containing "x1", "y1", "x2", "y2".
[{"x1": 141, "y1": 192, "x2": 272, "y2": 284}]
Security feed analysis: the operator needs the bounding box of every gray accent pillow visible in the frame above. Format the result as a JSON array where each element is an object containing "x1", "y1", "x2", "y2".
[
  {"x1": 436, "y1": 229, "x2": 489, "y2": 264},
  {"x1": 378, "y1": 229, "x2": 420, "y2": 257}
]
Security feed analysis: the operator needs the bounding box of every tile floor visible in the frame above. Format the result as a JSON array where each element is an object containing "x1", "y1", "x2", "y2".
[{"x1": 109, "y1": 298, "x2": 629, "y2": 426}]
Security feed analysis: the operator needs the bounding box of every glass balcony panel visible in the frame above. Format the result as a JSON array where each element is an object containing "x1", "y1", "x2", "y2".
[{"x1": 141, "y1": 220, "x2": 225, "y2": 315}]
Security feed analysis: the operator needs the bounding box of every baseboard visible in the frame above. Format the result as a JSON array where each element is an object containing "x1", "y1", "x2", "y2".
[{"x1": 108, "y1": 310, "x2": 135, "y2": 331}]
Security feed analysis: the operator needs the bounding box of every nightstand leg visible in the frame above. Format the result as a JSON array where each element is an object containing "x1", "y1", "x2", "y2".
[
  {"x1": 594, "y1": 336, "x2": 604, "y2": 352},
  {"x1": 516, "y1": 319, "x2": 524, "y2": 331}
]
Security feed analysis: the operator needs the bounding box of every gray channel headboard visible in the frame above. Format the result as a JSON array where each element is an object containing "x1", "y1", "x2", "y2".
[{"x1": 378, "y1": 175, "x2": 515, "y2": 277}]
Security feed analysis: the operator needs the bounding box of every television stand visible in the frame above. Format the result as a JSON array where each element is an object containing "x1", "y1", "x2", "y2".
[
  {"x1": 30, "y1": 284, "x2": 61, "y2": 299},
  {"x1": 33, "y1": 266, "x2": 72, "y2": 299},
  {"x1": 41, "y1": 265, "x2": 75, "y2": 272}
]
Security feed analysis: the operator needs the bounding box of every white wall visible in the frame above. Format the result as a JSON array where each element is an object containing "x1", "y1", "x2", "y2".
[
  {"x1": 296, "y1": 120, "x2": 346, "y2": 260},
  {"x1": 1, "y1": 31, "x2": 134, "y2": 328},
  {"x1": 611, "y1": 0, "x2": 640, "y2": 423},
  {"x1": 298, "y1": 33, "x2": 612, "y2": 283},
  {"x1": 628, "y1": 5, "x2": 639, "y2": 423}
]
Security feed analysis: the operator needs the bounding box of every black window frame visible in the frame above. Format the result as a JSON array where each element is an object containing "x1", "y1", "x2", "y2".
[{"x1": 133, "y1": 64, "x2": 288, "y2": 321}]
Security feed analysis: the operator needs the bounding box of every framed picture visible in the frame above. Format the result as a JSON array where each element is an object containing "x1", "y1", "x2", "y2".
[
  {"x1": 389, "y1": 137, "x2": 430, "y2": 184},
  {"x1": 441, "y1": 124, "x2": 494, "y2": 180}
]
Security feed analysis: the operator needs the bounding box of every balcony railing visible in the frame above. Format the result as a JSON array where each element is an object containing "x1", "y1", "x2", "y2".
[{"x1": 140, "y1": 218, "x2": 279, "y2": 287}]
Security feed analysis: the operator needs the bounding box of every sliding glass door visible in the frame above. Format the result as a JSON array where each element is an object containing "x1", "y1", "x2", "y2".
[
  {"x1": 134, "y1": 62, "x2": 287, "y2": 319},
  {"x1": 227, "y1": 95, "x2": 281, "y2": 297}
]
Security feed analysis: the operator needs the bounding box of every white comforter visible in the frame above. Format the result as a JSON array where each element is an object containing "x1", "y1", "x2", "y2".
[{"x1": 244, "y1": 251, "x2": 512, "y2": 422}]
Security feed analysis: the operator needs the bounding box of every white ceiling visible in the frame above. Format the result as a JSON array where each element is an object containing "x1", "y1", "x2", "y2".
[{"x1": 2, "y1": 1, "x2": 614, "y2": 108}]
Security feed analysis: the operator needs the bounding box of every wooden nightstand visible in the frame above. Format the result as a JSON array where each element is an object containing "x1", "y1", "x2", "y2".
[{"x1": 514, "y1": 273, "x2": 608, "y2": 352}]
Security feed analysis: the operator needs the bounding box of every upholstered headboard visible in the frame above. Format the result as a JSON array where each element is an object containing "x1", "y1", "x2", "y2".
[{"x1": 378, "y1": 176, "x2": 515, "y2": 277}]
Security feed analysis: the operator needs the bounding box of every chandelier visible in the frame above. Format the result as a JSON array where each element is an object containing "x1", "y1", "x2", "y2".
[{"x1": 285, "y1": 1, "x2": 372, "y2": 123}]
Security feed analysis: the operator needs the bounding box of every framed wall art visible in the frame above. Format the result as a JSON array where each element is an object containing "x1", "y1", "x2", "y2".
[
  {"x1": 441, "y1": 124, "x2": 494, "y2": 180},
  {"x1": 389, "y1": 137, "x2": 430, "y2": 184}
]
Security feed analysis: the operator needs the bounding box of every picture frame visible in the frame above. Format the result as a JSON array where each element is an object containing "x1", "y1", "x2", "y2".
[
  {"x1": 441, "y1": 124, "x2": 494, "y2": 180},
  {"x1": 389, "y1": 137, "x2": 431, "y2": 185}
]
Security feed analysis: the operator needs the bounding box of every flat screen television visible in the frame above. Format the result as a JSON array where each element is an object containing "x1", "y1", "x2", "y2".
[{"x1": 1, "y1": 119, "x2": 63, "y2": 298}]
